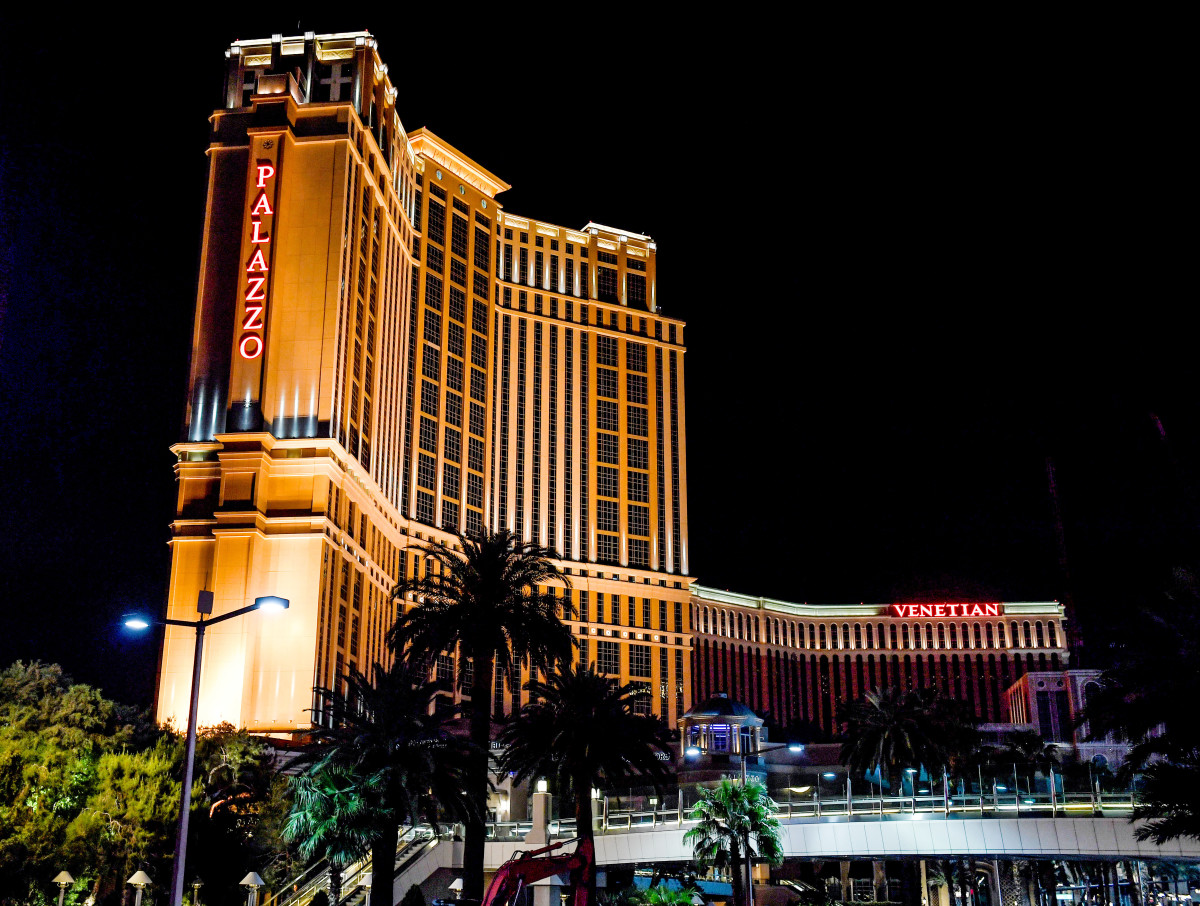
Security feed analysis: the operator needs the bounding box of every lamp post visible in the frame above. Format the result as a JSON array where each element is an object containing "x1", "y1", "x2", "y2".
[
  {"x1": 192, "y1": 878, "x2": 204, "y2": 906},
  {"x1": 240, "y1": 872, "x2": 265, "y2": 906},
  {"x1": 125, "y1": 592, "x2": 289, "y2": 906},
  {"x1": 127, "y1": 871, "x2": 152, "y2": 906},
  {"x1": 52, "y1": 871, "x2": 73, "y2": 906}
]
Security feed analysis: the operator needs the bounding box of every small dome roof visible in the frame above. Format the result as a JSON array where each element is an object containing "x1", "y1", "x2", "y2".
[{"x1": 682, "y1": 692, "x2": 762, "y2": 723}]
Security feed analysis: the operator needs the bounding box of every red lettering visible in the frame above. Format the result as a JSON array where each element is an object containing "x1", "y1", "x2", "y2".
[
  {"x1": 250, "y1": 219, "x2": 270, "y2": 243},
  {"x1": 890, "y1": 605, "x2": 905, "y2": 617},
  {"x1": 242, "y1": 305, "x2": 264, "y2": 330},
  {"x1": 246, "y1": 249, "x2": 269, "y2": 273},
  {"x1": 984, "y1": 603, "x2": 1001, "y2": 616},
  {"x1": 256, "y1": 162, "x2": 275, "y2": 188},
  {"x1": 934, "y1": 604, "x2": 946, "y2": 617},
  {"x1": 246, "y1": 275, "x2": 267, "y2": 301},
  {"x1": 251, "y1": 191, "x2": 273, "y2": 216},
  {"x1": 239, "y1": 334, "x2": 263, "y2": 359},
  {"x1": 918, "y1": 604, "x2": 933, "y2": 617}
]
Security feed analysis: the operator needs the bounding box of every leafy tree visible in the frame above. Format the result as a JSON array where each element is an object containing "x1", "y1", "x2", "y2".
[
  {"x1": 498, "y1": 663, "x2": 673, "y2": 906},
  {"x1": 840, "y1": 687, "x2": 978, "y2": 791},
  {"x1": 302, "y1": 660, "x2": 475, "y2": 906},
  {"x1": 388, "y1": 528, "x2": 575, "y2": 902},
  {"x1": 640, "y1": 886, "x2": 701, "y2": 906},
  {"x1": 684, "y1": 779, "x2": 783, "y2": 906},
  {"x1": 284, "y1": 755, "x2": 379, "y2": 903},
  {"x1": 1080, "y1": 567, "x2": 1200, "y2": 842}
]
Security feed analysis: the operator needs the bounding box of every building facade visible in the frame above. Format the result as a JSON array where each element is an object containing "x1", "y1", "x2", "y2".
[
  {"x1": 158, "y1": 31, "x2": 691, "y2": 736},
  {"x1": 689, "y1": 586, "x2": 1069, "y2": 737}
]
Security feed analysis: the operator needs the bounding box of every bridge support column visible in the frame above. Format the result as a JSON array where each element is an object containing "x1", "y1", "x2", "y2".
[
  {"x1": 873, "y1": 860, "x2": 888, "y2": 903},
  {"x1": 839, "y1": 862, "x2": 851, "y2": 902}
]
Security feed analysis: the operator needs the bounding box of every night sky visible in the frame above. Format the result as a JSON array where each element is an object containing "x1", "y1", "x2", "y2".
[{"x1": 1, "y1": 17, "x2": 1192, "y2": 708}]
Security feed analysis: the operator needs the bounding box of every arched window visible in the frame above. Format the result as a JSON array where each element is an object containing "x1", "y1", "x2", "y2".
[
  {"x1": 1011, "y1": 621, "x2": 1020, "y2": 648},
  {"x1": 973, "y1": 623, "x2": 983, "y2": 648},
  {"x1": 1023, "y1": 621, "x2": 1032, "y2": 648},
  {"x1": 1035, "y1": 621, "x2": 1045, "y2": 648},
  {"x1": 866, "y1": 623, "x2": 875, "y2": 649},
  {"x1": 702, "y1": 607, "x2": 709, "y2": 634},
  {"x1": 736, "y1": 613, "x2": 743, "y2": 640},
  {"x1": 878, "y1": 623, "x2": 886, "y2": 647},
  {"x1": 854, "y1": 623, "x2": 863, "y2": 649},
  {"x1": 902, "y1": 624, "x2": 911, "y2": 649},
  {"x1": 937, "y1": 623, "x2": 946, "y2": 649},
  {"x1": 925, "y1": 623, "x2": 935, "y2": 649},
  {"x1": 720, "y1": 611, "x2": 727, "y2": 637},
  {"x1": 985, "y1": 624, "x2": 995, "y2": 648},
  {"x1": 842, "y1": 623, "x2": 851, "y2": 649},
  {"x1": 950, "y1": 624, "x2": 959, "y2": 649},
  {"x1": 889, "y1": 625, "x2": 898, "y2": 649},
  {"x1": 819, "y1": 624, "x2": 827, "y2": 648},
  {"x1": 997, "y1": 622, "x2": 1007, "y2": 647},
  {"x1": 1048, "y1": 622, "x2": 1059, "y2": 648},
  {"x1": 962, "y1": 623, "x2": 971, "y2": 648}
]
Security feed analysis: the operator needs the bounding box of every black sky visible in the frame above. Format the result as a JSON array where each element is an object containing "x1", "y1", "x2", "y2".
[{"x1": 1, "y1": 15, "x2": 1193, "y2": 708}]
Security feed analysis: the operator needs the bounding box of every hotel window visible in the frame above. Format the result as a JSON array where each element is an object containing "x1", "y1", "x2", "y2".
[
  {"x1": 596, "y1": 641, "x2": 620, "y2": 676},
  {"x1": 627, "y1": 374, "x2": 648, "y2": 405},
  {"x1": 598, "y1": 399, "x2": 619, "y2": 432},
  {"x1": 443, "y1": 463, "x2": 460, "y2": 499},
  {"x1": 819, "y1": 624, "x2": 826, "y2": 648},
  {"x1": 420, "y1": 380, "x2": 439, "y2": 416},
  {"x1": 627, "y1": 406, "x2": 648, "y2": 437},
  {"x1": 985, "y1": 624, "x2": 995, "y2": 648},
  {"x1": 535, "y1": 235, "x2": 544, "y2": 247},
  {"x1": 597, "y1": 267, "x2": 618, "y2": 303},
  {"x1": 961, "y1": 622, "x2": 971, "y2": 648},
  {"x1": 597, "y1": 533, "x2": 618, "y2": 563},
  {"x1": 448, "y1": 321, "x2": 465, "y2": 356},
  {"x1": 566, "y1": 258, "x2": 575, "y2": 296},
  {"x1": 950, "y1": 624, "x2": 959, "y2": 648},
  {"x1": 519, "y1": 248, "x2": 529, "y2": 284},
  {"x1": 642, "y1": 598, "x2": 651, "y2": 628},
  {"x1": 470, "y1": 368, "x2": 486, "y2": 402},
  {"x1": 627, "y1": 342, "x2": 647, "y2": 373},
  {"x1": 627, "y1": 273, "x2": 647, "y2": 309},
  {"x1": 424, "y1": 309, "x2": 442, "y2": 343},
  {"x1": 628, "y1": 438, "x2": 648, "y2": 470},
  {"x1": 467, "y1": 473, "x2": 483, "y2": 509},
  {"x1": 473, "y1": 270, "x2": 489, "y2": 300},
  {"x1": 468, "y1": 436, "x2": 484, "y2": 471},
  {"x1": 627, "y1": 470, "x2": 649, "y2": 503},
  {"x1": 597, "y1": 335, "x2": 618, "y2": 367},
  {"x1": 427, "y1": 200, "x2": 446, "y2": 246},
  {"x1": 598, "y1": 499, "x2": 618, "y2": 532},
  {"x1": 597, "y1": 433, "x2": 619, "y2": 464},
  {"x1": 736, "y1": 614, "x2": 743, "y2": 639},
  {"x1": 598, "y1": 466, "x2": 620, "y2": 499},
  {"x1": 450, "y1": 259, "x2": 467, "y2": 288},
  {"x1": 416, "y1": 490, "x2": 435, "y2": 524},
  {"x1": 504, "y1": 244, "x2": 513, "y2": 280},
  {"x1": 419, "y1": 417, "x2": 437, "y2": 453},
  {"x1": 473, "y1": 227, "x2": 490, "y2": 270},
  {"x1": 444, "y1": 427, "x2": 461, "y2": 463},
  {"x1": 451, "y1": 214, "x2": 469, "y2": 259},
  {"x1": 628, "y1": 505, "x2": 649, "y2": 536},
  {"x1": 534, "y1": 251, "x2": 544, "y2": 288},
  {"x1": 581, "y1": 263, "x2": 589, "y2": 297},
  {"x1": 630, "y1": 644, "x2": 651, "y2": 678},
  {"x1": 1035, "y1": 621, "x2": 1045, "y2": 647},
  {"x1": 427, "y1": 243, "x2": 444, "y2": 273},
  {"x1": 854, "y1": 624, "x2": 862, "y2": 648},
  {"x1": 469, "y1": 403, "x2": 486, "y2": 438},
  {"x1": 422, "y1": 345, "x2": 440, "y2": 381},
  {"x1": 974, "y1": 624, "x2": 984, "y2": 648},
  {"x1": 550, "y1": 255, "x2": 559, "y2": 289},
  {"x1": 925, "y1": 624, "x2": 934, "y2": 649},
  {"x1": 1048, "y1": 622, "x2": 1059, "y2": 647},
  {"x1": 425, "y1": 273, "x2": 443, "y2": 310}
]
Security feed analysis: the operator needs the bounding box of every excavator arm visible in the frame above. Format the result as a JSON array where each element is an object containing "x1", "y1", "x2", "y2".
[{"x1": 480, "y1": 838, "x2": 595, "y2": 906}]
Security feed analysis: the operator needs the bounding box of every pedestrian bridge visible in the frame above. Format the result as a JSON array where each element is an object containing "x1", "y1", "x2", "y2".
[{"x1": 270, "y1": 792, "x2": 1200, "y2": 906}]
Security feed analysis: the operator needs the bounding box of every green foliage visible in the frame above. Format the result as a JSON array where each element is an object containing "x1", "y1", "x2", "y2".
[
  {"x1": 839, "y1": 686, "x2": 978, "y2": 787},
  {"x1": 639, "y1": 885, "x2": 701, "y2": 906},
  {"x1": 684, "y1": 779, "x2": 782, "y2": 906},
  {"x1": 0, "y1": 662, "x2": 293, "y2": 905},
  {"x1": 597, "y1": 886, "x2": 642, "y2": 906}
]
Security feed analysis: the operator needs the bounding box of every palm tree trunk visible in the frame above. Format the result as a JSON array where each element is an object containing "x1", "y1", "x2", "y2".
[
  {"x1": 370, "y1": 821, "x2": 399, "y2": 906},
  {"x1": 329, "y1": 864, "x2": 343, "y2": 905},
  {"x1": 729, "y1": 838, "x2": 745, "y2": 906},
  {"x1": 943, "y1": 858, "x2": 959, "y2": 906},
  {"x1": 1123, "y1": 861, "x2": 1142, "y2": 906},
  {"x1": 573, "y1": 771, "x2": 597, "y2": 906},
  {"x1": 463, "y1": 647, "x2": 495, "y2": 904}
]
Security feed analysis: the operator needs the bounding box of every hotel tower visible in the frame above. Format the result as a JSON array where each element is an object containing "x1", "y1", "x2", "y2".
[
  {"x1": 161, "y1": 29, "x2": 1070, "y2": 742},
  {"x1": 158, "y1": 30, "x2": 692, "y2": 736}
]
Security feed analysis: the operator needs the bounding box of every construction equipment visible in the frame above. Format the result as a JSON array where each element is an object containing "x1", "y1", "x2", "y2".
[{"x1": 480, "y1": 838, "x2": 595, "y2": 906}]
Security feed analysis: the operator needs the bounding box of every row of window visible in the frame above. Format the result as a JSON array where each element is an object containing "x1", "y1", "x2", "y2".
[{"x1": 696, "y1": 606, "x2": 1062, "y2": 652}]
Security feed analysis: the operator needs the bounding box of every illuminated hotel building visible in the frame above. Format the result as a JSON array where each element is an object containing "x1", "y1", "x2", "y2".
[
  {"x1": 160, "y1": 29, "x2": 1068, "y2": 744},
  {"x1": 158, "y1": 31, "x2": 691, "y2": 736},
  {"x1": 689, "y1": 587, "x2": 1068, "y2": 737}
]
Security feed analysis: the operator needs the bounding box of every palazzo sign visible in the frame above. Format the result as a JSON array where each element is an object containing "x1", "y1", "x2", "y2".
[
  {"x1": 239, "y1": 159, "x2": 277, "y2": 360},
  {"x1": 889, "y1": 603, "x2": 1003, "y2": 618}
]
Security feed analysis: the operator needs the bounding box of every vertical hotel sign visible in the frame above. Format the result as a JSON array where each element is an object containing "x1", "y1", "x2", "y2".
[{"x1": 230, "y1": 135, "x2": 281, "y2": 411}]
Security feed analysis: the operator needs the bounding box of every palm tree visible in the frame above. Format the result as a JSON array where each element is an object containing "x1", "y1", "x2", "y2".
[
  {"x1": 840, "y1": 687, "x2": 977, "y2": 792},
  {"x1": 388, "y1": 528, "x2": 575, "y2": 902},
  {"x1": 497, "y1": 662, "x2": 673, "y2": 906},
  {"x1": 283, "y1": 755, "x2": 380, "y2": 903},
  {"x1": 684, "y1": 779, "x2": 783, "y2": 906},
  {"x1": 307, "y1": 659, "x2": 475, "y2": 906}
]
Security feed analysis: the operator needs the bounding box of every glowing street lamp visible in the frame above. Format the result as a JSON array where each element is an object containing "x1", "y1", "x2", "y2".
[
  {"x1": 52, "y1": 871, "x2": 73, "y2": 906},
  {"x1": 127, "y1": 871, "x2": 152, "y2": 906},
  {"x1": 240, "y1": 872, "x2": 265, "y2": 906},
  {"x1": 124, "y1": 591, "x2": 288, "y2": 906}
]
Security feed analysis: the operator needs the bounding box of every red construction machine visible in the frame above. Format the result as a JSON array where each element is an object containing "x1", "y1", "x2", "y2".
[{"x1": 480, "y1": 838, "x2": 595, "y2": 906}]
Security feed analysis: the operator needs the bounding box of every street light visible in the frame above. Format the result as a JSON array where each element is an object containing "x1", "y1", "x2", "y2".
[
  {"x1": 192, "y1": 878, "x2": 204, "y2": 906},
  {"x1": 127, "y1": 871, "x2": 152, "y2": 906},
  {"x1": 125, "y1": 591, "x2": 289, "y2": 906},
  {"x1": 240, "y1": 872, "x2": 265, "y2": 906},
  {"x1": 52, "y1": 871, "x2": 73, "y2": 906}
]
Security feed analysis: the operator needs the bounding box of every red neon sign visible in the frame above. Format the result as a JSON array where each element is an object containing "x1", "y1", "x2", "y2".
[
  {"x1": 239, "y1": 160, "x2": 276, "y2": 360},
  {"x1": 889, "y1": 603, "x2": 1003, "y2": 618}
]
